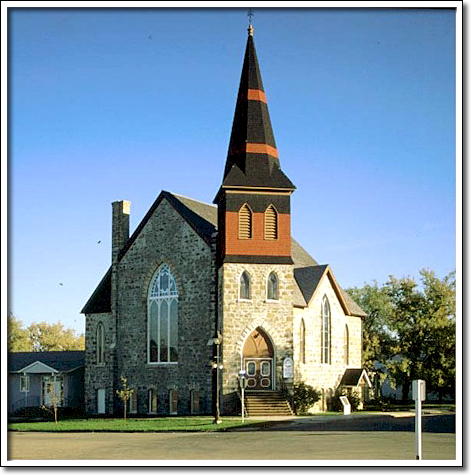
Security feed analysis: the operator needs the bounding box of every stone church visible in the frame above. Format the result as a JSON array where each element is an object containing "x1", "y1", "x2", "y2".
[{"x1": 82, "y1": 25, "x2": 370, "y2": 417}]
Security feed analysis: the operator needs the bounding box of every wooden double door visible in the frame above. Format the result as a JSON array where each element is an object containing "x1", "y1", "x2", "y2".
[{"x1": 243, "y1": 328, "x2": 274, "y2": 390}]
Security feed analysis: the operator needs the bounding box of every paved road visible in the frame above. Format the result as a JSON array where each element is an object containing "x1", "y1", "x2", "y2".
[
  {"x1": 250, "y1": 412, "x2": 455, "y2": 433},
  {"x1": 7, "y1": 413, "x2": 457, "y2": 462}
]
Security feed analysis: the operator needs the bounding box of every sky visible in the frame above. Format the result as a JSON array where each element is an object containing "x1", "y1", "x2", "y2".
[{"x1": 6, "y1": 5, "x2": 457, "y2": 336}]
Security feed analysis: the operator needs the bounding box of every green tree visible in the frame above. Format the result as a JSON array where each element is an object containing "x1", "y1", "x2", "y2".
[
  {"x1": 346, "y1": 283, "x2": 394, "y2": 397},
  {"x1": 116, "y1": 376, "x2": 134, "y2": 420},
  {"x1": 7, "y1": 313, "x2": 32, "y2": 351},
  {"x1": 27, "y1": 321, "x2": 85, "y2": 351},
  {"x1": 385, "y1": 269, "x2": 455, "y2": 402},
  {"x1": 347, "y1": 269, "x2": 455, "y2": 402}
]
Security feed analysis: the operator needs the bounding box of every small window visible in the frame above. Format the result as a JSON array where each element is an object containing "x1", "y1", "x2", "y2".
[
  {"x1": 267, "y1": 271, "x2": 279, "y2": 300},
  {"x1": 264, "y1": 205, "x2": 278, "y2": 240},
  {"x1": 20, "y1": 375, "x2": 30, "y2": 392},
  {"x1": 261, "y1": 361, "x2": 271, "y2": 377},
  {"x1": 129, "y1": 390, "x2": 137, "y2": 414},
  {"x1": 96, "y1": 322, "x2": 105, "y2": 365},
  {"x1": 344, "y1": 324, "x2": 349, "y2": 366},
  {"x1": 190, "y1": 390, "x2": 200, "y2": 415},
  {"x1": 169, "y1": 389, "x2": 178, "y2": 415},
  {"x1": 148, "y1": 389, "x2": 158, "y2": 414},
  {"x1": 247, "y1": 361, "x2": 256, "y2": 376},
  {"x1": 300, "y1": 319, "x2": 306, "y2": 364},
  {"x1": 239, "y1": 204, "x2": 252, "y2": 239},
  {"x1": 239, "y1": 271, "x2": 251, "y2": 300}
]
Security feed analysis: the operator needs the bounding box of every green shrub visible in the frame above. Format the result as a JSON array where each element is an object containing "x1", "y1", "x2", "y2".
[
  {"x1": 332, "y1": 388, "x2": 361, "y2": 412},
  {"x1": 293, "y1": 383, "x2": 321, "y2": 414}
]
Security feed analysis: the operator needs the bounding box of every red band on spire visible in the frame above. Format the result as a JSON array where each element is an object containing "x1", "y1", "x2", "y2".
[{"x1": 247, "y1": 89, "x2": 267, "y2": 103}]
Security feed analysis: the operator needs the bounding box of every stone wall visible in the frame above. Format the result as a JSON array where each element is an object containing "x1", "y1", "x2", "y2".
[
  {"x1": 219, "y1": 262, "x2": 295, "y2": 414},
  {"x1": 84, "y1": 312, "x2": 115, "y2": 414},
  {"x1": 85, "y1": 197, "x2": 216, "y2": 415},
  {"x1": 293, "y1": 273, "x2": 363, "y2": 412}
]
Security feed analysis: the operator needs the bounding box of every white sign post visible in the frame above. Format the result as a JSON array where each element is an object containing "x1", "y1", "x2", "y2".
[
  {"x1": 239, "y1": 370, "x2": 247, "y2": 423},
  {"x1": 339, "y1": 396, "x2": 351, "y2": 415},
  {"x1": 412, "y1": 379, "x2": 426, "y2": 460}
]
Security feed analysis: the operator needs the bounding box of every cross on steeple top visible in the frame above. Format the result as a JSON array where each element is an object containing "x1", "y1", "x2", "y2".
[{"x1": 248, "y1": 8, "x2": 254, "y2": 36}]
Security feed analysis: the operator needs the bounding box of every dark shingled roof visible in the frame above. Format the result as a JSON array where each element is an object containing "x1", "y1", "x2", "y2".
[
  {"x1": 294, "y1": 265, "x2": 328, "y2": 307},
  {"x1": 82, "y1": 268, "x2": 111, "y2": 314},
  {"x1": 82, "y1": 192, "x2": 366, "y2": 318},
  {"x1": 339, "y1": 368, "x2": 372, "y2": 388},
  {"x1": 8, "y1": 351, "x2": 85, "y2": 373}
]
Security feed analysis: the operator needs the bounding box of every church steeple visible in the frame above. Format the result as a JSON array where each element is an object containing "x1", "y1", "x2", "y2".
[
  {"x1": 215, "y1": 25, "x2": 295, "y2": 266},
  {"x1": 218, "y1": 25, "x2": 295, "y2": 193}
]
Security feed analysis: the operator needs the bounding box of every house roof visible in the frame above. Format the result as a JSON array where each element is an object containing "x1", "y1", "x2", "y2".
[
  {"x1": 8, "y1": 351, "x2": 85, "y2": 373},
  {"x1": 339, "y1": 368, "x2": 372, "y2": 388},
  {"x1": 82, "y1": 192, "x2": 366, "y2": 317}
]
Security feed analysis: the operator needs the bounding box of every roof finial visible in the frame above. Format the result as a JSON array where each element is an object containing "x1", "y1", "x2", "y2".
[{"x1": 248, "y1": 8, "x2": 254, "y2": 36}]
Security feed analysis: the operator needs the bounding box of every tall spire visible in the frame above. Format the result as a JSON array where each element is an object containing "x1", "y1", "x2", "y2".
[
  {"x1": 214, "y1": 26, "x2": 295, "y2": 266},
  {"x1": 218, "y1": 26, "x2": 295, "y2": 193}
]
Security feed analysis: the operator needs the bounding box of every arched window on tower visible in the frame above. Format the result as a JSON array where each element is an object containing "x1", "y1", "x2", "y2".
[
  {"x1": 264, "y1": 205, "x2": 278, "y2": 240},
  {"x1": 321, "y1": 296, "x2": 331, "y2": 364},
  {"x1": 96, "y1": 322, "x2": 105, "y2": 365},
  {"x1": 267, "y1": 271, "x2": 279, "y2": 300},
  {"x1": 239, "y1": 204, "x2": 253, "y2": 239},
  {"x1": 148, "y1": 264, "x2": 179, "y2": 363},
  {"x1": 239, "y1": 271, "x2": 251, "y2": 300}
]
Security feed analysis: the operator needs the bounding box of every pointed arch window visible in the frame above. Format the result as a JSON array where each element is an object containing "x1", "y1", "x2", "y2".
[
  {"x1": 321, "y1": 296, "x2": 331, "y2": 364},
  {"x1": 300, "y1": 319, "x2": 306, "y2": 364},
  {"x1": 267, "y1": 271, "x2": 279, "y2": 300},
  {"x1": 239, "y1": 271, "x2": 251, "y2": 300},
  {"x1": 148, "y1": 264, "x2": 179, "y2": 363},
  {"x1": 344, "y1": 324, "x2": 349, "y2": 366},
  {"x1": 264, "y1": 205, "x2": 278, "y2": 240},
  {"x1": 96, "y1": 322, "x2": 105, "y2": 365},
  {"x1": 239, "y1": 204, "x2": 253, "y2": 239}
]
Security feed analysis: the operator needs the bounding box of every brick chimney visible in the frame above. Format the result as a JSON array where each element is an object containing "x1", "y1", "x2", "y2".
[{"x1": 112, "y1": 200, "x2": 130, "y2": 263}]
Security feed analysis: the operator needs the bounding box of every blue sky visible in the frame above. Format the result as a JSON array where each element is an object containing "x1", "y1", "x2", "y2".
[{"x1": 8, "y1": 7, "x2": 456, "y2": 335}]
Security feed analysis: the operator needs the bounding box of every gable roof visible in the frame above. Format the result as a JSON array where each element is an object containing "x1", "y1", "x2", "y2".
[
  {"x1": 339, "y1": 368, "x2": 372, "y2": 388},
  {"x1": 82, "y1": 192, "x2": 366, "y2": 318},
  {"x1": 8, "y1": 351, "x2": 85, "y2": 373}
]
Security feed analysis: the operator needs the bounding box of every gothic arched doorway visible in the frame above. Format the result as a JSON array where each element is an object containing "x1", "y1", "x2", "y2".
[{"x1": 242, "y1": 327, "x2": 274, "y2": 390}]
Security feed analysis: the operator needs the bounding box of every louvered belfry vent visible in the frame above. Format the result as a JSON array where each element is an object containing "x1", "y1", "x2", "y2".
[
  {"x1": 239, "y1": 204, "x2": 252, "y2": 239},
  {"x1": 264, "y1": 205, "x2": 278, "y2": 240}
]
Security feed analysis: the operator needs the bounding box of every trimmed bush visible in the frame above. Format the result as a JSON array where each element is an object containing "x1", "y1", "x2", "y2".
[{"x1": 293, "y1": 383, "x2": 321, "y2": 414}]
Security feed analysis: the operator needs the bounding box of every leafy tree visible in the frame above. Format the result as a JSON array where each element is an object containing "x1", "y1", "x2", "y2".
[
  {"x1": 27, "y1": 321, "x2": 84, "y2": 351},
  {"x1": 116, "y1": 376, "x2": 134, "y2": 420},
  {"x1": 293, "y1": 382, "x2": 320, "y2": 414},
  {"x1": 8, "y1": 315, "x2": 85, "y2": 352},
  {"x1": 7, "y1": 313, "x2": 32, "y2": 351},
  {"x1": 385, "y1": 269, "x2": 455, "y2": 402},
  {"x1": 348, "y1": 269, "x2": 455, "y2": 402},
  {"x1": 346, "y1": 283, "x2": 394, "y2": 397}
]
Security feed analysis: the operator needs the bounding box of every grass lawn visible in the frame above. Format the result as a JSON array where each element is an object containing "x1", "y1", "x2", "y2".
[{"x1": 8, "y1": 416, "x2": 270, "y2": 433}]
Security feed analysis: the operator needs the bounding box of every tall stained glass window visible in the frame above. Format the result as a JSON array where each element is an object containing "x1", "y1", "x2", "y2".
[{"x1": 148, "y1": 264, "x2": 179, "y2": 363}]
